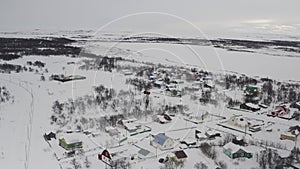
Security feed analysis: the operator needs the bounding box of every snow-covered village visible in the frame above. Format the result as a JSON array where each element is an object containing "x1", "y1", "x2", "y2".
[{"x1": 1, "y1": 1, "x2": 300, "y2": 169}]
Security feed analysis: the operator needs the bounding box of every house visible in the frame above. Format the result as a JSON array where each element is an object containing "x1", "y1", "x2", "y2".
[
  {"x1": 64, "y1": 150, "x2": 76, "y2": 157},
  {"x1": 123, "y1": 70, "x2": 133, "y2": 76},
  {"x1": 259, "y1": 103, "x2": 268, "y2": 109},
  {"x1": 232, "y1": 137, "x2": 247, "y2": 146},
  {"x1": 52, "y1": 74, "x2": 86, "y2": 82},
  {"x1": 151, "y1": 133, "x2": 174, "y2": 150},
  {"x1": 280, "y1": 132, "x2": 297, "y2": 141},
  {"x1": 163, "y1": 114, "x2": 172, "y2": 121},
  {"x1": 156, "y1": 115, "x2": 168, "y2": 124},
  {"x1": 117, "y1": 118, "x2": 137, "y2": 128},
  {"x1": 98, "y1": 149, "x2": 112, "y2": 166},
  {"x1": 205, "y1": 129, "x2": 221, "y2": 139},
  {"x1": 153, "y1": 114, "x2": 172, "y2": 124},
  {"x1": 249, "y1": 125, "x2": 261, "y2": 132},
  {"x1": 154, "y1": 81, "x2": 165, "y2": 88},
  {"x1": 240, "y1": 103, "x2": 261, "y2": 112},
  {"x1": 223, "y1": 142, "x2": 252, "y2": 159},
  {"x1": 180, "y1": 138, "x2": 197, "y2": 147},
  {"x1": 269, "y1": 105, "x2": 290, "y2": 117},
  {"x1": 43, "y1": 132, "x2": 56, "y2": 141},
  {"x1": 280, "y1": 125, "x2": 300, "y2": 141},
  {"x1": 244, "y1": 86, "x2": 259, "y2": 96},
  {"x1": 147, "y1": 73, "x2": 156, "y2": 80},
  {"x1": 98, "y1": 147, "x2": 131, "y2": 167},
  {"x1": 289, "y1": 125, "x2": 300, "y2": 132},
  {"x1": 173, "y1": 150, "x2": 188, "y2": 161},
  {"x1": 195, "y1": 128, "x2": 221, "y2": 140},
  {"x1": 290, "y1": 101, "x2": 300, "y2": 110},
  {"x1": 59, "y1": 137, "x2": 82, "y2": 150},
  {"x1": 124, "y1": 123, "x2": 141, "y2": 133},
  {"x1": 195, "y1": 130, "x2": 207, "y2": 141}
]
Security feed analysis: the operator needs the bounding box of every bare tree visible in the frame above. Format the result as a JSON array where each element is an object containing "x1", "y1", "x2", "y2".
[
  {"x1": 194, "y1": 162, "x2": 208, "y2": 169},
  {"x1": 70, "y1": 158, "x2": 81, "y2": 169},
  {"x1": 84, "y1": 157, "x2": 91, "y2": 168}
]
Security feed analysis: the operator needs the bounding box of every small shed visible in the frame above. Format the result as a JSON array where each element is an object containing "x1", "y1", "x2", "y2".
[
  {"x1": 44, "y1": 132, "x2": 56, "y2": 141},
  {"x1": 138, "y1": 148, "x2": 151, "y2": 158},
  {"x1": 173, "y1": 150, "x2": 188, "y2": 161}
]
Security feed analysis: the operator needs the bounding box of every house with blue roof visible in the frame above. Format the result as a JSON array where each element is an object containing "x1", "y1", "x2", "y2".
[{"x1": 151, "y1": 133, "x2": 174, "y2": 150}]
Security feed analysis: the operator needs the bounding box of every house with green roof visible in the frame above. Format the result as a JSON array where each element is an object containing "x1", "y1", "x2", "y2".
[
  {"x1": 223, "y1": 142, "x2": 252, "y2": 159},
  {"x1": 59, "y1": 137, "x2": 83, "y2": 150},
  {"x1": 244, "y1": 85, "x2": 259, "y2": 97}
]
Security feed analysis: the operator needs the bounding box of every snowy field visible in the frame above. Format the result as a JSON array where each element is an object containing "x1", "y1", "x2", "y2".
[{"x1": 0, "y1": 31, "x2": 299, "y2": 169}]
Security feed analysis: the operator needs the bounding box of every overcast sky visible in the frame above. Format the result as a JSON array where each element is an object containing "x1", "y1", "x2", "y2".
[{"x1": 1, "y1": 0, "x2": 300, "y2": 37}]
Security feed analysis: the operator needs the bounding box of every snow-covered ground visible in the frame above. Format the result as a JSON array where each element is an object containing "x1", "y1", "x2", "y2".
[
  {"x1": 0, "y1": 31, "x2": 300, "y2": 169},
  {"x1": 85, "y1": 40, "x2": 300, "y2": 81}
]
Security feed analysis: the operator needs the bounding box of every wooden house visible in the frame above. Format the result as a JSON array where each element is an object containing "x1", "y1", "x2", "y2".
[
  {"x1": 59, "y1": 138, "x2": 82, "y2": 150},
  {"x1": 223, "y1": 142, "x2": 252, "y2": 159}
]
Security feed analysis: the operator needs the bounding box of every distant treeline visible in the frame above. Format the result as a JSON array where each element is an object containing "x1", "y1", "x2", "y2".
[{"x1": 0, "y1": 37, "x2": 81, "y2": 61}]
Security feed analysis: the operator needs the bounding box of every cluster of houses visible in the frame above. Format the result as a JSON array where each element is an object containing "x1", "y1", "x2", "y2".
[
  {"x1": 238, "y1": 85, "x2": 300, "y2": 121},
  {"x1": 142, "y1": 68, "x2": 184, "y2": 97},
  {"x1": 44, "y1": 67, "x2": 300, "y2": 168},
  {"x1": 141, "y1": 67, "x2": 216, "y2": 98}
]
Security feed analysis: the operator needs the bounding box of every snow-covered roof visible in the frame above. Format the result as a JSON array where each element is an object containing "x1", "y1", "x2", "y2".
[
  {"x1": 183, "y1": 138, "x2": 196, "y2": 145},
  {"x1": 122, "y1": 118, "x2": 137, "y2": 124},
  {"x1": 236, "y1": 136, "x2": 243, "y2": 141},
  {"x1": 196, "y1": 133, "x2": 207, "y2": 139},
  {"x1": 158, "y1": 116, "x2": 168, "y2": 123},
  {"x1": 282, "y1": 131, "x2": 297, "y2": 137},
  {"x1": 61, "y1": 135, "x2": 81, "y2": 144},
  {"x1": 245, "y1": 103, "x2": 260, "y2": 109},
  {"x1": 123, "y1": 70, "x2": 133, "y2": 75},
  {"x1": 205, "y1": 130, "x2": 220, "y2": 136},
  {"x1": 223, "y1": 142, "x2": 243, "y2": 153},
  {"x1": 124, "y1": 123, "x2": 138, "y2": 131},
  {"x1": 105, "y1": 126, "x2": 116, "y2": 132}
]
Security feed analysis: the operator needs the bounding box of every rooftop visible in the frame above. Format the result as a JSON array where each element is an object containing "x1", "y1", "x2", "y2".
[
  {"x1": 174, "y1": 150, "x2": 188, "y2": 159},
  {"x1": 153, "y1": 133, "x2": 169, "y2": 146},
  {"x1": 223, "y1": 142, "x2": 249, "y2": 153}
]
